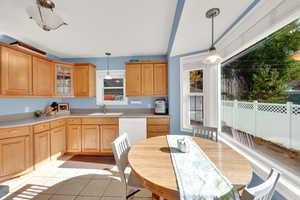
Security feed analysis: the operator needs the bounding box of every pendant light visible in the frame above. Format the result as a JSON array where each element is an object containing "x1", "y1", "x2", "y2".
[
  {"x1": 105, "y1": 52, "x2": 112, "y2": 80},
  {"x1": 203, "y1": 8, "x2": 222, "y2": 64},
  {"x1": 26, "y1": 0, "x2": 67, "y2": 31}
]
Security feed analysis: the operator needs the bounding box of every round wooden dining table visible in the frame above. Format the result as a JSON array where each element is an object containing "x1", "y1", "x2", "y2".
[{"x1": 128, "y1": 136, "x2": 252, "y2": 200}]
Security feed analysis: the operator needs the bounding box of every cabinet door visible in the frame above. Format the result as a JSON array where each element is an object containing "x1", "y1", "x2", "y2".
[
  {"x1": 74, "y1": 66, "x2": 89, "y2": 97},
  {"x1": 82, "y1": 125, "x2": 100, "y2": 152},
  {"x1": 33, "y1": 57, "x2": 54, "y2": 96},
  {"x1": 1, "y1": 47, "x2": 32, "y2": 95},
  {"x1": 100, "y1": 125, "x2": 118, "y2": 153},
  {"x1": 153, "y1": 64, "x2": 168, "y2": 96},
  {"x1": 34, "y1": 131, "x2": 51, "y2": 168},
  {"x1": 0, "y1": 136, "x2": 31, "y2": 177},
  {"x1": 50, "y1": 127, "x2": 66, "y2": 160},
  {"x1": 141, "y1": 64, "x2": 154, "y2": 96},
  {"x1": 67, "y1": 125, "x2": 82, "y2": 152},
  {"x1": 126, "y1": 64, "x2": 141, "y2": 97},
  {"x1": 55, "y1": 65, "x2": 74, "y2": 97}
]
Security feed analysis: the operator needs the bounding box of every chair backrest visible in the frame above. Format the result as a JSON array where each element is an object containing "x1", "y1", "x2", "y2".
[
  {"x1": 193, "y1": 126, "x2": 218, "y2": 142},
  {"x1": 112, "y1": 133, "x2": 131, "y2": 185},
  {"x1": 241, "y1": 169, "x2": 281, "y2": 200}
]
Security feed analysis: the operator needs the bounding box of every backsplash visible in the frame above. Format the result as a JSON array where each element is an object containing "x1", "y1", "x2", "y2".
[
  {"x1": 65, "y1": 97, "x2": 161, "y2": 109},
  {"x1": 0, "y1": 98, "x2": 63, "y2": 116}
]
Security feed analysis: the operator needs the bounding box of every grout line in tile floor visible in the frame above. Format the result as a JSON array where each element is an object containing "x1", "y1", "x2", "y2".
[{"x1": 0, "y1": 155, "x2": 152, "y2": 200}]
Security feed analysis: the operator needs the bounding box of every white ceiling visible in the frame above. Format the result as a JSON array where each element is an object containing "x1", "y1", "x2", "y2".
[
  {"x1": 0, "y1": 0, "x2": 177, "y2": 58},
  {"x1": 0, "y1": 0, "x2": 261, "y2": 58},
  {"x1": 170, "y1": 0, "x2": 255, "y2": 56}
]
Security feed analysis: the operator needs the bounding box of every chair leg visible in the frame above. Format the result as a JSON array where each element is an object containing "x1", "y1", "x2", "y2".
[{"x1": 126, "y1": 189, "x2": 140, "y2": 199}]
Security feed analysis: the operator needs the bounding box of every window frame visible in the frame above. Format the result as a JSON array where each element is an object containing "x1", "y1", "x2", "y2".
[
  {"x1": 96, "y1": 70, "x2": 128, "y2": 105},
  {"x1": 181, "y1": 66, "x2": 205, "y2": 132}
]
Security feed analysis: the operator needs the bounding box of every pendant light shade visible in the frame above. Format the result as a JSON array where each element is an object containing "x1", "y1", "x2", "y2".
[
  {"x1": 203, "y1": 8, "x2": 222, "y2": 65},
  {"x1": 204, "y1": 46, "x2": 222, "y2": 64},
  {"x1": 105, "y1": 52, "x2": 112, "y2": 79},
  {"x1": 26, "y1": 0, "x2": 67, "y2": 31}
]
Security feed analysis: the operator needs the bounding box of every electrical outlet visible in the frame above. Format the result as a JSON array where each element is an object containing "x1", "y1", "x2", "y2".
[{"x1": 130, "y1": 100, "x2": 142, "y2": 104}]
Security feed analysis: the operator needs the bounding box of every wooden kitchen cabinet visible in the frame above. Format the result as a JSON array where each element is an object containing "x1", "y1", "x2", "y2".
[
  {"x1": 54, "y1": 63, "x2": 74, "y2": 97},
  {"x1": 0, "y1": 46, "x2": 33, "y2": 95},
  {"x1": 73, "y1": 64, "x2": 96, "y2": 97},
  {"x1": 0, "y1": 136, "x2": 32, "y2": 178},
  {"x1": 50, "y1": 126, "x2": 66, "y2": 160},
  {"x1": 67, "y1": 125, "x2": 82, "y2": 152},
  {"x1": 82, "y1": 125, "x2": 100, "y2": 152},
  {"x1": 33, "y1": 57, "x2": 54, "y2": 96},
  {"x1": 100, "y1": 125, "x2": 118, "y2": 153},
  {"x1": 141, "y1": 64, "x2": 154, "y2": 96},
  {"x1": 147, "y1": 117, "x2": 169, "y2": 138},
  {"x1": 126, "y1": 63, "x2": 142, "y2": 97},
  {"x1": 153, "y1": 63, "x2": 168, "y2": 96},
  {"x1": 34, "y1": 131, "x2": 51, "y2": 169},
  {"x1": 125, "y1": 61, "x2": 168, "y2": 97}
]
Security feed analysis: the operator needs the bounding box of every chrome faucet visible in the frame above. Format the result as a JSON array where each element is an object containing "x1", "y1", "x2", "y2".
[{"x1": 101, "y1": 104, "x2": 107, "y2": 114}]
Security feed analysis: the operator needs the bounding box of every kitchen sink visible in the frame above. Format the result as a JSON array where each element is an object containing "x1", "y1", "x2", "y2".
[{"x1": 88, "y1": 112, "x2": 123, "y2": 116}]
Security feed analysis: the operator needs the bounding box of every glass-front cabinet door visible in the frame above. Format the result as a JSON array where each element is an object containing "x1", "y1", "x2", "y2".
[{"x1": 55, "y1": 64, "x2": 73, "y2": 96}]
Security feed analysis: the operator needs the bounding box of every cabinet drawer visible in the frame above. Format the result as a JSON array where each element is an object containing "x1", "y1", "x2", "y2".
[
  {"x1": 147, "y1": 131, "x2": 168, "y2": 138},
  {"x1": 147, "y1": 117, "x2": 169, "y2": 125},
  {"x1": 148, "y1": 125, "x2": 169, "y2": 132},
  {"x1": 50, "y1": 119, "x2": 65, "y2": 128},
  {"x1": 0, "y1": 126, "x2": 31, "y2": 139},
  {"x1": 33, "y1": 123, "x2": 50, "y2": 133},
  {"x1": 82, "y1": 118, "x2": 118, "y2": 125},
  {"x1": 67, "y1": 118, "x2": 82, "y2": 125}
]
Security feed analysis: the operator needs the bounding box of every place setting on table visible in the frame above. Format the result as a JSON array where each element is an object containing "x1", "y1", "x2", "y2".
[{"x1": 127, "y1": 133, "x2": 253, "y2": 200}]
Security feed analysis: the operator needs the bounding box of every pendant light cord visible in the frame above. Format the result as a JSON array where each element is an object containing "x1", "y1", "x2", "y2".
[
  {"x1": 211, "y1": 15, "x2": 214, "y2": 47},
  {"x1": 106, "y1": 55, "x2": 109, "y2": 75}
]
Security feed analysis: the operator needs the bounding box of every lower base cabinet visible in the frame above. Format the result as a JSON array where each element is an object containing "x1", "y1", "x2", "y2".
[
  {"x1": 67, "y1": 125, "x2": 82, "y2": 152},
  {"x1": 34, "y1": 131, "x2": 51, "y2": 169},
  {"x1": 100, "y1": 125, "x2": 118, "y2": 152},
  {"x1": 82, "y1": 125, "x2": 100, "y2": 152},
  {"x1": 50, "y1": 126, "x2": 66, "y2": 160},
  {"x1": 0, "y1": 136, "x2": 32, "y2": 177}
]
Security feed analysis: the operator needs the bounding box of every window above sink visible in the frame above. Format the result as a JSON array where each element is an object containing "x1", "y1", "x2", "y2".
[{"x1": 96, "y1": 70, "x2": 128, "y2": 105}]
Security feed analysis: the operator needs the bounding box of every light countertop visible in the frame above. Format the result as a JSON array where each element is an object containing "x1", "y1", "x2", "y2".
[{"x1": 0, "y1": 109, "x2": 170, "y2": 129}]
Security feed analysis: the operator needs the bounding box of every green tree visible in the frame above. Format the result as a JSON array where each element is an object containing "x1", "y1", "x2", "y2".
[
  {"x1": 223, "y1": 20, "x2": 300, "y2": 102},
  {"x1": 249, "y1": 65, "x2": 287, "y2": 102}
]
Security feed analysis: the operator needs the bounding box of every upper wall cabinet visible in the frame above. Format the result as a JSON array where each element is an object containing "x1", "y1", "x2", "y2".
[
  {"x1": 153, "y1": 63, "x2": 168, "y2": 96},
  {"x1": 33, "y1": 57, "x2": 54, "y2": 96},
  {"x1": 126, "y1": 63, "x2": 142, "y2": 97},
  {"x1": 142, "y1": 64, "x2": 154, "y2": 96},
  {"x1": 125, "y1": 61, "x2": 168, "y2": 97},
  {"x1": 54, "y1": 63, "x2": 74, "y2": 97},
  {"x1": 0, "y1": 47, "x2": 33, "y2": 96},
  {"x1": 73, "y1": 64, "x2": 96, "y2": 97},
  {"x1": 0, "y1": 42, "x2": 96, "y2": 98}
]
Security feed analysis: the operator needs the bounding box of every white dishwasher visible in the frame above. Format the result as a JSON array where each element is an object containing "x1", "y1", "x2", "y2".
[{"x1": 119, "y1": 118, "x2": 147, "y2": 145}]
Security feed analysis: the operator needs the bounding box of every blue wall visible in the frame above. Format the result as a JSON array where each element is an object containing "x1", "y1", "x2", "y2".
[
  {"x1": 64, "y1": 97, "x2": 159, "y2": 109},
  {"x1": 62, "y1": 55, "x2": 166, "y2": 70},
  {"x1": 0, "y1": 98, "x2": 63, "y2": 116}
]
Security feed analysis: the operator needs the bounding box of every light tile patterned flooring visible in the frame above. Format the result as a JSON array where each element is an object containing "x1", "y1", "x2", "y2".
[{"x1": 1, "y1": 155, "x2": 152, "y2": 200}]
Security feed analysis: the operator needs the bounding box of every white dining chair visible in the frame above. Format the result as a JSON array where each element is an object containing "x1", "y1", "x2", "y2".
[
  {"x1": 193, "y1": 126, "x2": 218, "y2": 142},
  {"x1": 239, "y1": 169, "x2": 281, "y2": 200},
  {"x1": 112, "y1": 133, "x2": 144, "y2": 200}
]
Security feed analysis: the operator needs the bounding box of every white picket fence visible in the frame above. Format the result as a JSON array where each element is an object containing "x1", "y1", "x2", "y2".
[{"x1": 222, "y1": 100, "x2": 300, "y2": 151}]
